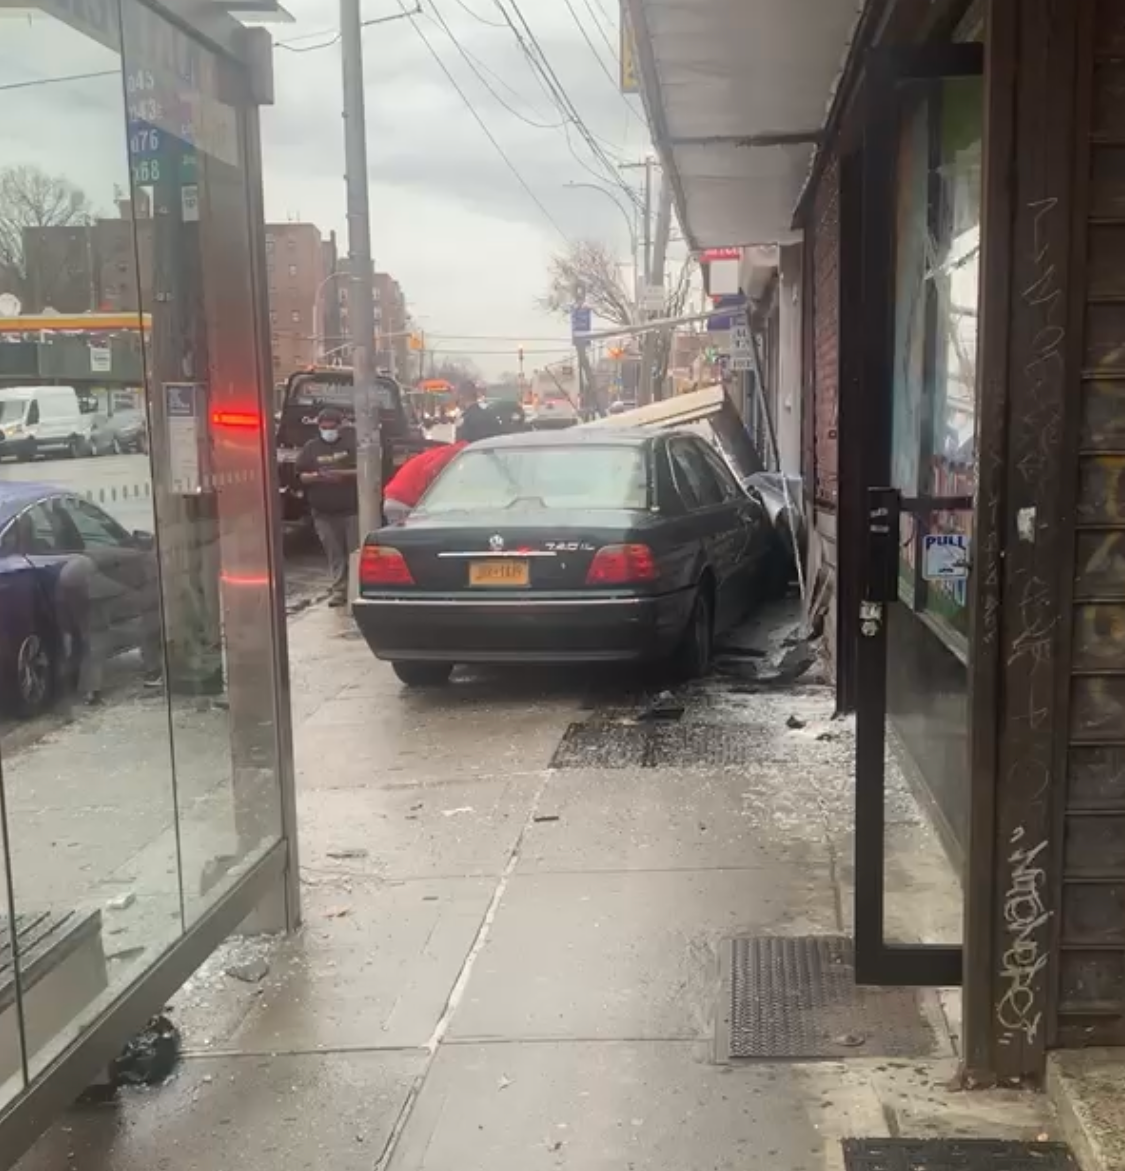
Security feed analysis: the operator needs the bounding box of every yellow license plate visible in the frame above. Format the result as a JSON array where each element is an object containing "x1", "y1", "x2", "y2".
[{"x1": 469, "y1": 560, "x2": 529, "y2": 587}]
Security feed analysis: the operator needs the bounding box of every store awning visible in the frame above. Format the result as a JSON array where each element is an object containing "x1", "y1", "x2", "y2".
[{"x1": 625, "y1": 0, "x2": 867, "y2": 250}]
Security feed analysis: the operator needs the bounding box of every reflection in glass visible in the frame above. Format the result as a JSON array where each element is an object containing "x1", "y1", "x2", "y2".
[
  {"x1": 0, "y1": 760, "x2": 27, "y2": 1108},
  {"x1": 0, "y1": 5, "x2": 185, "y2": 1080},
  {"x1": 119, "y1": 9, "x2": 283, "y2": 925}
]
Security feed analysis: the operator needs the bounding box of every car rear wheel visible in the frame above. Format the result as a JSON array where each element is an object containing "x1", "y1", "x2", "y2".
[
  {"x1": 12, "y1": 630, "x2": 54, "y2": 717},
  {"x1": 671, "y1": 586, "x2": 713, "y2": 680},
  {"x1": 392, "y1": 661, "x2": 453, "y2": 687}
]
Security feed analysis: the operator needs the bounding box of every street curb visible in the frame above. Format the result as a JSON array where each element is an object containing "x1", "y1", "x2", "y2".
[{"x1": 1046, "y1": 1050, "x2": 1125, "y2": 1171}]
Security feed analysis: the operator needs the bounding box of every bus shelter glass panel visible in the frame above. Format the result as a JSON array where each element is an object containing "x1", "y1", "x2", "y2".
[
  {"x1": 0, "y1": 2, "x2": 186, "y2": 1081},
  {"x1": 119, "y1": 6, "x2": 284, "y2": 925}
]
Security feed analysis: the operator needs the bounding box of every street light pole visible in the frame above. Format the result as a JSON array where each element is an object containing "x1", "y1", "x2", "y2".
[{"x1": 341, "y1": 0, "x2": 382, "y2": 542}]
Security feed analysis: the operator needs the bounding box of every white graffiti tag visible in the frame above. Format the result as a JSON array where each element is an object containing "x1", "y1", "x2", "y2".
[{"x1": 996, "y1": 827, "x2": 1052, "y2": 1044}]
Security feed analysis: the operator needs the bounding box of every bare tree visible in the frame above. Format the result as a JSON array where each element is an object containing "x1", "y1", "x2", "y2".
[
  {"x1": 540, "y1": 238, "x2": 696, "y2": 393},
  {"x1": 539, "y1": 239, "x2": 636, "y2": 328},
  {"x1": 0, "y1": 165, "x2": 96, "y2": 301}
]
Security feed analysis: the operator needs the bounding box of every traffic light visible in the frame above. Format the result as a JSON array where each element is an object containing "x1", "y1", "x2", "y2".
[{"x1": 408, "y1": 332, "x2": 424, "y2": 351}]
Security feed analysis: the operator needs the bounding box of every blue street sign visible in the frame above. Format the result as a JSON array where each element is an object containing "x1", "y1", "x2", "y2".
[
  {"x1": 707, "y1": 293, "x2": 747, "y2": 333},
  {"x1": 571, "y1": 306, "x2": 592, "y2": 336}
]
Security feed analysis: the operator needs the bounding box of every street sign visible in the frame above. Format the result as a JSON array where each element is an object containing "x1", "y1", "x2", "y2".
[
  {"x1": 729, "y1": 322, "x2": 754, "y2": 371},
  {"x1": 90, "y1": 345, "x2": 112, "y2": 373},
  {"x1": 707, "y1": 294, "x2": 746, "y2": 333},
  {"x1": 641, "y1": 285, "x2": 664, "y2": 312},
  {"x1": 571, "y1": 306, "x2": 592, "y2": 336}
]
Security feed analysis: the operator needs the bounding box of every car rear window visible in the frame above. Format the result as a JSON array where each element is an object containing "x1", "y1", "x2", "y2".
[{"x1": 419, "y1": 445, "x2": 649, "y2": 513}]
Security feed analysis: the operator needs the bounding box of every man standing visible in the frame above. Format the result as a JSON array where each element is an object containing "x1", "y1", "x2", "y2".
[
  {"x1": 455, "y1": 381, "x2": 502, "y2": 443},
  {"x1": 296, "y1": 406, "x2": 358, "y2": 607}
]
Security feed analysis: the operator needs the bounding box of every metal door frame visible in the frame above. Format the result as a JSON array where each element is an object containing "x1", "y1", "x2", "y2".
[{"x1": 851, "y1": 41, "x2": 983, "y2": 988}]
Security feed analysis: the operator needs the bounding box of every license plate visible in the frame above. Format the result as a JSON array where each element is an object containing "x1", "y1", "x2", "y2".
[{"x1": 469, "y1": 560, "x2": 529, "y2": 587}]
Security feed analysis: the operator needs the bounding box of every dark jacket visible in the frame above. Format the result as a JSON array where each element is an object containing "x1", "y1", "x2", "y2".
[
  {"x1": 456, "y1": 401, "x2": 501, "y2": 444},
  {"x1": 295, "y1": 431, "x2": 358, "y2": 515}
]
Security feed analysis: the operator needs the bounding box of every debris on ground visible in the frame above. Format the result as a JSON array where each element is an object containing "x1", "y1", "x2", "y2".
[
  {"x1": 442, "y1": 806, "x2": 474, "y2": 817},
  {"x1": 326, "y1": 847, "x2": 369, "y2": 860},
  {"x1": 226, "y1": 958, "x2": 270, "y2": 984},
  {"x1": 111, "y1": 1014, "x2": 181, "y2": 1087},
  {"x1": 533, "y1": 814, "x2": 560, "y2": 823},
  {"x1": 637, "y1": 690, "x2": 685, "y2": 721},
  {"x1": 786, "y1": 714, "x2": 807, "y2": 730},
  {"x1": 325, "y1": 905, "x2": 350, "y2": 919},
  {"x1": 498, "y1": 1075, "x2": 513, "y2": 1090},
  {"x1": 106, "y1": 891, "x2": 136, "y2": 912}
]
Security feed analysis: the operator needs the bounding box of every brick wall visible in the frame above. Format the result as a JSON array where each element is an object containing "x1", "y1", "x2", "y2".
[{"x1": 811, "y1": 153, "x2": 841, "y2": 509}]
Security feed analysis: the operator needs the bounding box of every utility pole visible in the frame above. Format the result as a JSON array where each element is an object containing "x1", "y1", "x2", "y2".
[
  {"x1": 341, "y1": 0, "x2": 382, "y2": 540},
  {"x1": 639, "y1": 175, "x2": 673, "y2": 404}
]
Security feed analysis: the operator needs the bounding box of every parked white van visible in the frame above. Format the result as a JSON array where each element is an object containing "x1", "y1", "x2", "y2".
[{"x1": 0, "y1": 386, "x2": 91, "y2": 461}]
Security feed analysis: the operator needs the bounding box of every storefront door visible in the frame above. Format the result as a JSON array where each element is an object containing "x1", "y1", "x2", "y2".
[{"x1": 849, "y1": 40, "x2": 984, "y2": 987}]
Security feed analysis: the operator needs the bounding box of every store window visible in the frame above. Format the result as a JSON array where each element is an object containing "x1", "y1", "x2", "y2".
[{"x1": 890, "y1": 74, "x2": 984, "y2": 655}]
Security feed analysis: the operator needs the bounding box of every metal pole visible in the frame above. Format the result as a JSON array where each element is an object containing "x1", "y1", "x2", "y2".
[
  {"x1": 639, "y1": 176, "x2": 672, "y2": 404},
  {"x1": 642, "y1": 157, "x2": 652, "y2": 287},
  {"x1": 341, "y1": 0, "x2": 382, "y2": 539}
]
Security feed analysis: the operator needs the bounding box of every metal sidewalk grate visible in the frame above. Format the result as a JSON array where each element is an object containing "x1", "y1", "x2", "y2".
[
  {"x1": 549, "y1": 721, "x2": 766, "y2": 769},
  {"x1": 719, "y1": 935, "x2": 941, "y2": 1060},
  {"x1": 841, "y1": 1139, "x2": 1077, "y2": 1171}
]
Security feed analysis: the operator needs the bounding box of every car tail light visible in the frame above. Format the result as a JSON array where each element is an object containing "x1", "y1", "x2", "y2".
[
  {"x1": 359, "y1": 544, "x2": 414, "y2": 586},
  {"x1": 586, "y1": 544, "x2": 658, "y2": 585}
]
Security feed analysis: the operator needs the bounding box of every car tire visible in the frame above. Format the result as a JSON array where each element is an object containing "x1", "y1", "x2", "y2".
[
  {"x1": 392, "y1": 661, "x2": 453, "y2": 687},
  {"x1": 16, "y1": 439, "x2": 36, "y2": 463},
  {"x1": 671, "y1": 584, "x2": 713, "y2": 680},
  {"x1": 11, "y1": 629, "x2": 55, "y2": 717}
]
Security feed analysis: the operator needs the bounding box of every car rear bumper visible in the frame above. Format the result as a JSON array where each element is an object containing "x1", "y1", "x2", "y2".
[{"x1": 352, "y1": 590, "x2": 692, "y2": 663}]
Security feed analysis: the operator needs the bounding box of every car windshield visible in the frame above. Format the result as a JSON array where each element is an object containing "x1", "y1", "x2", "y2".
[
  {"x1": 0, "y1": 399, "x2": 28, "y2": 423},
  {"x1": 418, "y1": 445, "x2": 649, "y2": 513}
]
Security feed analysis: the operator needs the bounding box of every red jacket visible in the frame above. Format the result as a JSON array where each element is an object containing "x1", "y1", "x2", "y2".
[{"x1": 385, "y1": 441, "x2": 467, "y2": 508}]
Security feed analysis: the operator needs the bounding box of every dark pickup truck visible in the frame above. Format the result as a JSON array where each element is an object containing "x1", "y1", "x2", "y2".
[{"x1": 275, "y1": 367, "x2": 443, "y2": 526}]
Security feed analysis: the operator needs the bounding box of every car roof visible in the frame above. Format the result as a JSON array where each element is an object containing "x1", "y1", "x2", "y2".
[
  {"x1": 0, "y1": 481, "x2": 64, "y2": 525},
  {"x1": 467, "y1": 427, "x2": 655, "y2": 452}
]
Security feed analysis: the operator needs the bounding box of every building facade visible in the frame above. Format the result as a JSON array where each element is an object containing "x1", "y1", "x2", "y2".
[
  {"x1": 265, "y1": 222, "x2": 326, "y2": 375},
  {"x1": 629, "y1": 0, "x2": 1125, "y2": 1082},
  {"x1": 0, "y1": 3, "x2": 297, "y2": 1163}
]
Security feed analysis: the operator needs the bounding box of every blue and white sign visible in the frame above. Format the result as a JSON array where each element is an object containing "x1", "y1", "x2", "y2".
[
  {"x1": 922, "y1": 533, "x2": 970, "y2": 581},
  {"x1": 707, "y1": 293, "x2": 747, "y2": 333},
  {"x1": 570, "y1": 306, "x2": 591, "y2": 337},
  {"x1": 164, "y1": 382, "x2": 204, "y2": 494}
]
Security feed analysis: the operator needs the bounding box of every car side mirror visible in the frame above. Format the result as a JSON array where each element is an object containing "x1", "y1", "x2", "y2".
[{"x1": 132, "y1": 530, "x2": 155, "y2": 550}]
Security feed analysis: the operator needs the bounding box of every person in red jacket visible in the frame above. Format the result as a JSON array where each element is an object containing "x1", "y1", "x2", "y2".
[{"x1": 384, "y1": 440, "x2": 467, "y2": 524}]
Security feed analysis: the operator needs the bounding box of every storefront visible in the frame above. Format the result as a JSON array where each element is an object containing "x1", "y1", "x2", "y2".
[{"x1": 0, "y1": 1, "x2": 294, "y2": 1160}]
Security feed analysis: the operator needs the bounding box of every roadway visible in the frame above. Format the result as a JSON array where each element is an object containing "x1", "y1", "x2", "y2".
[{"x1": 0, "y1": 451, "x2": 156, "y2": 534}]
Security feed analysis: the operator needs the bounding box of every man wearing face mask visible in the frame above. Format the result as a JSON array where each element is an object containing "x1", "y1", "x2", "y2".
[{"x1": 296, "y1": 406, "x2": 358, "y2": 606}]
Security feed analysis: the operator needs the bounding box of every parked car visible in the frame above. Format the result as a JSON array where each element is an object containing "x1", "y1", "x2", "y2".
[
  {"x1": 0, "y1": 385, "x2": 91, "y2": 461},
  {"x1": 352, "y1": 427, "x2": 781, "y2": 686},
  {"x1": 87, "y1": 409, "x2": 148, "y2": 455},
  {"x1": 529, "y1": 389, "x2": 579, "y2": 430},
  {"x1": 0, "y1": 483, "x2": 159, "y2": 716}
]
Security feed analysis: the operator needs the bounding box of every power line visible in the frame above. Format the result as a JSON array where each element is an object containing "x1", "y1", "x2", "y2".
[
  {"x1": 276, "y1": 31, "x2": 341, "y2": 51},
  {"x1": 0, "y1": 69, "x2": 118, "y2": 92},
  {"x1": 398, "y1": 0, "x2": 570, "y2": 241},
  {"x1": 427, "y1": 1, "x2": 567, "y2": 131},
  {"x1": 446, "y1": 0, "x2": 505, "y2": 27},
  {"x1": 494, "y1": 0, "x2": 642, "y2": 209},
  {"x1": 560, "y1": 0, "x2": 625, "y2": 99},
  {"x1": 580, "y1": 0, "x2": 617, "y2": 56}
]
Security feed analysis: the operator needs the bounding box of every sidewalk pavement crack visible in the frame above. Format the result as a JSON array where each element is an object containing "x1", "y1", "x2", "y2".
[{"x1": 374, "y1": 772, "x2": 551, "y2": 1171}]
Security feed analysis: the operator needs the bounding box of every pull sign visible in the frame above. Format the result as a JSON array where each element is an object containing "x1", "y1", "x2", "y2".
[{"x1": 922, "y1": 533, "x2": 970, "y2": 581}]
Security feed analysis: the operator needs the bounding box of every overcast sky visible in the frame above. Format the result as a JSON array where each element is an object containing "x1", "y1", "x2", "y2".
[
  {"x1": 0, "y1": 1, "x2": 659, "y2": 377},
  {"x1": 262, "y1": 0, "x2": 654, "y2": 374}
]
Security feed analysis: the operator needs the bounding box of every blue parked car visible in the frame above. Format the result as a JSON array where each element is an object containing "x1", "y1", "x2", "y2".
[{"x1": 0, "y1": 483, "x2": 160, "y2": 716}]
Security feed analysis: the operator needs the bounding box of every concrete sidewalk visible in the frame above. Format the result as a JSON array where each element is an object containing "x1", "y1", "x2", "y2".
[{"x1": 17, "y1": 602, "x2": 1059, "y2": 1171}]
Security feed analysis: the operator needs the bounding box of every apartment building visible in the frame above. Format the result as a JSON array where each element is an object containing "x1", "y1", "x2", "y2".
[{"x1": 265, "y1": 222, "x2": 326, "y2": 375}]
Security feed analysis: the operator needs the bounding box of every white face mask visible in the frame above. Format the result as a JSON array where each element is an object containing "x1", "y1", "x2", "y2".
[{"x1": 319, "y1": 428, "x2": 340, "y2": 443}]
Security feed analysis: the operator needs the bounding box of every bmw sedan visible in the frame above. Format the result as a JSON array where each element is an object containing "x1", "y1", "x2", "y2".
[
  {"x1": 0, "y1": 484, "x2": 160, "y2": 716},
  {"x1": 352, "y1": 428, "x2": 782, "y2": 686}
]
